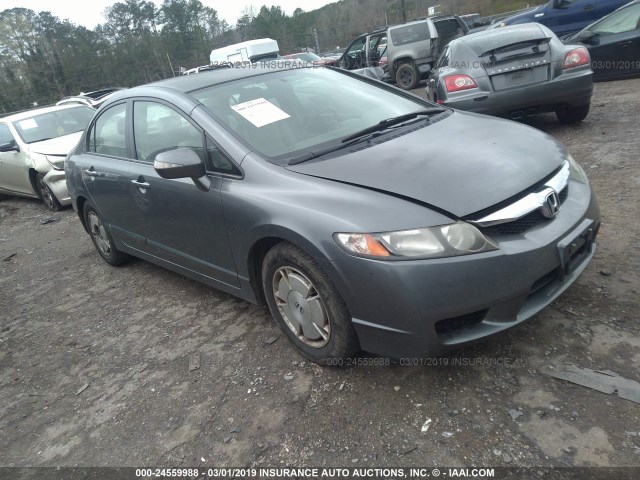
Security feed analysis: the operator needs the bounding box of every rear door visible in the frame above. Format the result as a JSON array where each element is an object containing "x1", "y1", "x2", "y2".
[
  {"x1": 127, "y1": 99, "x2": 239, "y2": 288},
  {"x1": 80, "y1": 102, "x2": 135, "y2": 244}
]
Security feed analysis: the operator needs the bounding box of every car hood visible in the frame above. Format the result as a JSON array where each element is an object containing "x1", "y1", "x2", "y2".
[
  {"x1": 29, "y1": 131, "x2": 83, "y2": 156},
  {"x1": 286, "y1": 111, "x2": 566, "y2": 218}
]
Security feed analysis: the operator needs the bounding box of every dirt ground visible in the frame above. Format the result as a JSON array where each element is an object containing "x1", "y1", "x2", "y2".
[{"x1": 1, "y1": 78, "x2": 639, "y2": 471}]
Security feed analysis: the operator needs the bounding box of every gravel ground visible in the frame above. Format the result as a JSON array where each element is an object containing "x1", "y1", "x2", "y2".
[{"x1": 1, "y1": 78, "x2": 639, "y2": 469}]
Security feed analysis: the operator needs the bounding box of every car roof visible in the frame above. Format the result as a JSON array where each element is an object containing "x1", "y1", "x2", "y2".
[
  {"x1": 0, "y1": 104, "x2": 92, "y2": 123},
  {"x1": 109, "y1": 64, "x2": 307, "y2": 100}
]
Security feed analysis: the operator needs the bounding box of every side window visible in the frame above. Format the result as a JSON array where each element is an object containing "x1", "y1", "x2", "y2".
[
  {"x1": 89, "y1": 103, "x2": 127, "y2": 157},
  {"x1": 0, "y1": 123, "x2": 15, "y2": 146},
  {"x1": 133, "y1": 101, "x2": 203, "y2": 162},
  {"x1": 206, "y1": 136, "x2": 241, "y2": 176},
  {"x1": 591, "y1": 4, "x2": 640, "y2": 36},
  {"x1": 436, "y1": 46, "x2": 450, "y2": 69}
]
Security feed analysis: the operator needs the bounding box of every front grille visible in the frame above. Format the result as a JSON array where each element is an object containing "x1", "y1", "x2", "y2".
[
  {"x1": 481, "y1": 185, "x2": 569, "y2": 237},
  {"x1": 435, "y1": 309, "x2": 488, "y2": 336}
]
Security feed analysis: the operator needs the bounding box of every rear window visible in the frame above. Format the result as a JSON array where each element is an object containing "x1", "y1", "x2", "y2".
[
  {"x1": 389, "y1": 22, "x2": 431, "y2": 46},
  {"x1": 463, "y1": 26, "x2": 551, "y2": 56}
]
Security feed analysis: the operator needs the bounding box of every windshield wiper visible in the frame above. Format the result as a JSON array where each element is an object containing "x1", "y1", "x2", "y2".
[
  {"x1": 340, "y1": 108, "x2": 446, "y2": 143},
  {"x1": 288, "y1": 134, "x2": 378, "y2": 165},
  {"x1": 288, "y1": 108, "x2": 446, "y2": 166}
]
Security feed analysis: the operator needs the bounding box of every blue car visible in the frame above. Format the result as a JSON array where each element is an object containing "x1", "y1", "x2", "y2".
[{"x1": 497, "y1": 0, "x2": 630, "y2": 36}]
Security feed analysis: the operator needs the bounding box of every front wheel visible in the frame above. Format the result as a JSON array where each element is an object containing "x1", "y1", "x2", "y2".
[
  {"x1": 83, "y1": 202, "x2": 130, "y2": 266},
  {"x1": 35, "y1": 173, "x2": 62, "y2": 211},
  {"x1": 556, "y1": 104, "x2": 590, "y2": 124},
  {"x1": 395, "y1": 62, "x2": 419, "y2": 90},
  {"x1": 262, "y1": 243, "x2": 359, "y2": 364}
]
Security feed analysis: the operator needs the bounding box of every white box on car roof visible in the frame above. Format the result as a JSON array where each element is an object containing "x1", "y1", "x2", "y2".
[{"x1": 210, "y1": 38, "x2": 280, "y2": 65}]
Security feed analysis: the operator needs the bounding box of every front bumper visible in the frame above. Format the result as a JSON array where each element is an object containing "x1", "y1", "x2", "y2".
[
  {"x1": 441, "y1": 68, "x2": 593, "y2": 117},
  {"x1": 329, "y1": 179, "x2": 600, "y2": 359},
  {"x1": 43, "y1": 168, "x2": 71, "y2": 205}
]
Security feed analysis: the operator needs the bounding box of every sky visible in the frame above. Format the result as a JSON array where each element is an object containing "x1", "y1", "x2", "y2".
[{"x1": 1, "y1": 0, "x2": 336, "y2": 28}]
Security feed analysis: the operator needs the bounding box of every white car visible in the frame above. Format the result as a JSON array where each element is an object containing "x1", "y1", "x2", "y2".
[{"x1": 0, "y1": 104, "x2": 94, "y2": 210}]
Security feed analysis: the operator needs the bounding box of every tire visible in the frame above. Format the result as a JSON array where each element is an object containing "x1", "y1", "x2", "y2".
[
  {"x1": 83, "y1": 202, "x2": 130, "y2": 266},
  {"x1": 556, "y1": 104, "x2": 590, "y2": 124},
  {"x1": 395, "y1": 62, "x2": 419, "y2": 90},
  {"x1": 35, "y1": 172, "x2": 62, "y2": 212},
  {"x1": 262, "y1": 242, "x2": 360, "y2": 364}
]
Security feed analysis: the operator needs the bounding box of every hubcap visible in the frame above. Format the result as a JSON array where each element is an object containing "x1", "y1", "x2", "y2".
[
  {"x1": 272, "y1": 266, "x2": 330, "y2": 348},
  {"x1": 87, "y1": 211, "x2": 111, "y2": 256},
  {"x1": 37, "y1": 176, "x2": 54, "y2": 209}
]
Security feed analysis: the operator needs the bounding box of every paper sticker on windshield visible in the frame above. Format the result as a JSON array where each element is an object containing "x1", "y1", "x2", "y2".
[
  {"x1": 18, "y1": 118, "x2": 38, "y2": 130},
  {"x1": 230, "y1": 98, "x2": 290, "y2": 128}
]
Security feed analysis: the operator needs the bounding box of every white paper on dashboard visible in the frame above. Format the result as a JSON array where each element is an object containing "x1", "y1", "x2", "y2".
[
  {"x1": 18, "y1": 118, "x2": 38, "y2": 130},
  {"x1": 230, "y1": 98, "x2": 290, "y2": 128}
]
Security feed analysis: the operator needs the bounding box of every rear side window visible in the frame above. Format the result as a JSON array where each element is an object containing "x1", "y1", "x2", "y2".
[
  {"x1": 89, "y1": 103, "x2": 128, "y2": 157},
  {"x1": 389, "y1": 22, "x2": 431, "y2": 46},
  {"x1": 436, "y1": 46, "x2": 450, "y2": 68},
  {"x1": 0, "y1": 123, "x2": 14, "y2": 146},
  {"x1": 133, "y1": 101, "x2": 204, "y2": 162}
]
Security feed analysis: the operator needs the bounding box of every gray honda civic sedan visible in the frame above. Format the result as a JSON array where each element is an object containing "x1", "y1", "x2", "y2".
[{"x1": 65, "y1": 65, "x2": 600, "y2": 364}]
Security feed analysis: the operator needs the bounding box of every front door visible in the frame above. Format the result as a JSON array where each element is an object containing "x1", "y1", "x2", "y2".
[
  {"x1": 0, "y1": 123, "x2": 31, "y2": 195},
  {"x1": 587, "y1": 3, "x2": 640, "y2": 80},
  {"x1": 127, "y1": 100, "x2": 239, "y2": 288}
]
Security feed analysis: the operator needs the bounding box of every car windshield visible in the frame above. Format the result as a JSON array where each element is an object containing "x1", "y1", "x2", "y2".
[
  {"x1": 13, "y1": 106, "x2": 94, "y2": 144},
  {"x1": 191, "y1": 68, "x2": 435, "y2": 163}
]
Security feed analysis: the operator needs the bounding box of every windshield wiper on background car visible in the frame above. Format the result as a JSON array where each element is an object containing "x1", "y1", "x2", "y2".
[{"x1": 288, "y1": 108, "x2": 446, "y2": 165}]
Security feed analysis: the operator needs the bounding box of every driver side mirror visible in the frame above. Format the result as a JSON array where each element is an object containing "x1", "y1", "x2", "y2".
[
  {"x1": 154, "y1": 147, "x2": 210, "y2": 192},
  {"x1": 578, "y1": 30, "x2": 596, "y2": 44},
  {"x1": 0, "y1": 139, "x2": 19, "y2": 152}
]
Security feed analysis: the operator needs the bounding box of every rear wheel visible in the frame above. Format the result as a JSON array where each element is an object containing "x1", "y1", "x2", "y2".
[
  {"x1": 83, "y1": 202, "x2": 130, "y2": 266},
  {"x1": 396, "y1": 62, "x2": 419, "y2": 90},
  {"x1": 35, "y1": 173, "x2": 62, "y2": 211},
  {"x1": 262, "y1": 242, "x2": 359, "y2": 364},
  {"x1": 556, "y1": 104, "x2": 590, "y2": 124}
]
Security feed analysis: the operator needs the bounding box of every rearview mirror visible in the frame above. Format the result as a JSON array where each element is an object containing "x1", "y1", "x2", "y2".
[
  {"x1": 154, "y1": 147, "x2": 210, "y2": 192},
  {"x1": 0, "y1": 139, "x2": 19, "y2": 152}
]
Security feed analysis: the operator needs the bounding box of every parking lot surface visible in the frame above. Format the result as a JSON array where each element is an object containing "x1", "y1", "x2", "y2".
[{"x1": 1, "y1": 79, "x2": 639, "y2": 468}]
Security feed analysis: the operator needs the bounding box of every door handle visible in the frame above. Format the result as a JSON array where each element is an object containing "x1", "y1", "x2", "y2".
[
  {"x1": 618, "y1": 40, "x2": 633, "y2": 47},
  {"x1": 84, "y1": 169, "x2": 98, "y2": 177},
  {"x1": 583, "y1": 4, "x2": 594, "y2": 11},
  {"x1": 131, "y1": 179, "x2": 150, "y2": 189}
]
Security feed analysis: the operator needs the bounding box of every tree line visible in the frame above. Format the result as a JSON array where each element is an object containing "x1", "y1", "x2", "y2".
[{"x1": 0, "y1": 0, "x2": 537, "y2": 113}]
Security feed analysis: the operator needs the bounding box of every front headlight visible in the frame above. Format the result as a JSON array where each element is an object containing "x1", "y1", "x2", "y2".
[
  {"x1": 46, "y1": 155, "x2": 65, "y2": 171},
  {"x1": 567, "y1": 153, "x2": 587, "y2": 184},
  {"x1": 334, "y1": 222, "x2": 498, "y2": 260}
]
